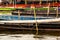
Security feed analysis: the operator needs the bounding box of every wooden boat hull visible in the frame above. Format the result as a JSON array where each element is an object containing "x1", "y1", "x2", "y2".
[
  {"x1": 0, "y1": 15, "x2": 59, "y2": 30},
  {"x1": 0, "y1": 23, "x2": 60, "y2": 31}
]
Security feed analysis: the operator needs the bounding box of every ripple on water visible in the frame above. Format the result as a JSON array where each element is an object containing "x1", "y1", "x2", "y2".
[
  {"x1": 0, "y1": 30, "x2": 60, "y2": 40},
  {"x1": 0, "y1": 34, "x2": 59, "y2": 40},
  {"x1": 0, "y1": 34, "x2": 7, "y2": 36}
]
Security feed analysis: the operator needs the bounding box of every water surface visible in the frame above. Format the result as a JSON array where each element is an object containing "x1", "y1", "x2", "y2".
[{"x1": 0, "y1": 30, "x2": 60, "y2": 40}]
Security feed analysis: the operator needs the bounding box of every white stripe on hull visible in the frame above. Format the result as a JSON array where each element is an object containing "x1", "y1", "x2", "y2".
[{"x1": 0, "y1": 18, "x2": 60, "y2": 23}]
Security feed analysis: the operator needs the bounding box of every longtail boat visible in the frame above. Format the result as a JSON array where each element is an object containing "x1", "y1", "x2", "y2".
[{"x1": 0, "y1": 0, "x2": 60, "y2": 30}]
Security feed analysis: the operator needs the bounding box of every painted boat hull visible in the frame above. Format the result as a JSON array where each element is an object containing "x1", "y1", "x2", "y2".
[
  {"x1": 0, "y1": 15, "x2": 59, "y2": 30},
  {"x1": 0, "y1": 15, "x2": 57, "y2": 24}
]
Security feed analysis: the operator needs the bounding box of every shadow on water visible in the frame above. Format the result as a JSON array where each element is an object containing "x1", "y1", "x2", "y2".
[{"x1": 0, "y1": 30, "x2": 60, "y2": 40}]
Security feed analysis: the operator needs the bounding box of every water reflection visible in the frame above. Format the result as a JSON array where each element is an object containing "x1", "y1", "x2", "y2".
[{"x1": 0, "y1": 30, "x2": 60, "y2": 40}]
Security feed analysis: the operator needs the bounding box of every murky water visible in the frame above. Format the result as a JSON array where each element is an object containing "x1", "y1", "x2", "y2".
[{"x1": 0, "y1": 30, "x2": 60, "y2": 40}]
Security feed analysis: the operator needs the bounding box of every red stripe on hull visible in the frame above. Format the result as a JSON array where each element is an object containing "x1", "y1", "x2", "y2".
[{"x1": 2, "y1": 2, "x2": 60, "y2": 8}]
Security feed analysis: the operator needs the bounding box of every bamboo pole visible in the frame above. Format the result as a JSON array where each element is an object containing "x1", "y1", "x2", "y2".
[
  {"x1": 11, "y1": 0, "x2": 13, "y2": 8},
  {"x1": 25, "y1": 0, "x2": 27, "y2": 4},
  {"x1": 14, "y1": 0, "x2": 16, "y2": 8},
  {"x1": 47, "y1": 0, "x2": 50, "y2": 16},
  {"x1": 18, "y1": 10, "x2": 20, "y2": 20},
  {"x1": 56, "y1": 0, "x2": 58, "y2": 18},
  {"x1": 10, "y1": 0, "x2": 12, "y2": 3},
  {"x1": 47, "y1": 3, "x2": 50, "y2": 16},
  {"x1": 56, "y1": 0, "x2": 57, "y2": 3},
  {"x1": 40, "y1": 0, "x2": 42, "y2": 4},
  {"x1": 53, "y1": 0, "x2": 54, "y2": 7},
  {"x1": 12, "y1": 0, "x2": 15, "y2": 8},
  {"x1": 56, "y1": 6, "x2": 58, "y2": 18},
  {"x1": 33, "y1": 8, "x2": 38, "y2": 35},
  {"x1": 47, "y1": 0, "x2": 48, "y2": 3}
]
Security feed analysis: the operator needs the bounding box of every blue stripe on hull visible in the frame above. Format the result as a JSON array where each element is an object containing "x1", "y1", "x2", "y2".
[{"x1": 0, "y1": 15, "x2": 53, "y2": 20}]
